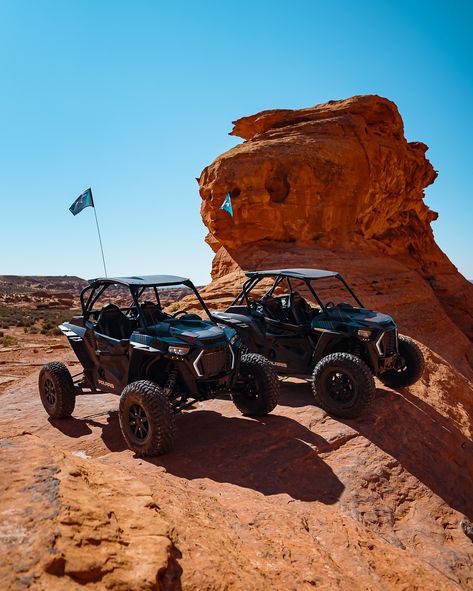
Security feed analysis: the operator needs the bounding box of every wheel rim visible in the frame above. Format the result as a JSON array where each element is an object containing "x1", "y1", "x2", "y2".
[
  {"x1": 394, "y1": 355, "x2": 408, "y2": 373},
  {"x1": 326, "y1": 370, "x2": 356, "y2": 404},
  {"x1": 128, "y1": 404, "x2": 149, "y2": 441},
  {"x1": 43, "y1": 378, "x2": 56, "y2": 406}
]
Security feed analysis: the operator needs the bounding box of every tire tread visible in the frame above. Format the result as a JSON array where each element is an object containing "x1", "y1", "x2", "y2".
[
  {"x1": 232, "y1": 353, "x2": 279, "y2": 416},
  {"x1": 379, "y1": 335, "x2": 424, "y2": 388},
  {"x1": 38, "y1": 361, "x2": 75, "y2": 418},
  {"x1": 119, "y1": 380, "x2": 175, "y2": 456},
  {"x1": 312, "y1": 352, "x2": 374, "y2": 418}
]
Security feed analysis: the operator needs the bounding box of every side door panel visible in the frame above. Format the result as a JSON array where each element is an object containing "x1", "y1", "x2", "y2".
[
  {"x1": 93, "y1": 333, "x2": 129, "y2": 393},
  {"x1": 263, "y1": 318, "x2": 313, "y2": 373}
]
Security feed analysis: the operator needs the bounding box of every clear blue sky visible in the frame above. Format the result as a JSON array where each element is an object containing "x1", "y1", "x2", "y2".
[{"x1": 0, "y1": 0, "x2": 471, "y2": 283}]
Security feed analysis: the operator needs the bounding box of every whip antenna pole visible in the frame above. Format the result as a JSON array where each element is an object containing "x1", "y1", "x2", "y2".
[{"x1": 91, "y1": 191, "x2": 108, "y2": 277}]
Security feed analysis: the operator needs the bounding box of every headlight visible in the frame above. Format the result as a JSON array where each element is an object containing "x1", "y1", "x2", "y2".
[
  {"x1": 357, "y1": 329, "x2": 373, "y2": 339},
  {"x1": 168, "y1": 345, "x2": 190, "y2": 356},
  {"x1": 229, "y1": 334, "x2": 239, "y2": 345}
]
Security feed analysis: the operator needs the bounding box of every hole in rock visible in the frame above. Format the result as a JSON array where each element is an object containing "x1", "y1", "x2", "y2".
[{"x1": 265, "y1": 170, "x2": 290, "y2": 203}]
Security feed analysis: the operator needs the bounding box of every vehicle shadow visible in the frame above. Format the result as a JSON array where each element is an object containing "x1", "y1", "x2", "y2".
[
  {"x1": 51, "y1": 402, "x2": 345, "y2": 503},
  {"x1": 146, "y1": 410, "x2": 345, "y2": 503},
  {"x1": 346, "y1": 386, "x2": 473, "y2": 520},
  {"x1": 50, "y1": 411, "x2": 128, "y2": 452},
  {"x1": 278, "y1": 379, "x2": 313, "y2": 408},
  {"x1": 49, "y1": 416, "x2": 92, "y2": 438}
]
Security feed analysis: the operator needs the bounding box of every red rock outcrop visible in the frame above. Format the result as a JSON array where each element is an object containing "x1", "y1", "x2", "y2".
[
  {"x1": 0, "y1": 430, "x2": 180, "y2": 590},
  {"x1": 1, "y1": 342, "x2": 472, "y2": 590},
  {"x1": 199, "y1": 95, "x2": 473, "y2": 379}
]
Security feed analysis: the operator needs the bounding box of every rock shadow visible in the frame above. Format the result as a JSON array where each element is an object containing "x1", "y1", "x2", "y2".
[
  {"x1": 146, "y1": 410, "x2": 345, "y2": 504},
  {"x1": 348, "y1": 387, "x2": 473, "y2": 519}
]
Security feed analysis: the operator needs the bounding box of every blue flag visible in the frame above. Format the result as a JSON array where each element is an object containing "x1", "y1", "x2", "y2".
[
  {"x1": 69, "y1": 188, "x2": 94, "y2": 216},
  {"x1": 220, "y1": 192, "x2": 233, "y2": 216}
]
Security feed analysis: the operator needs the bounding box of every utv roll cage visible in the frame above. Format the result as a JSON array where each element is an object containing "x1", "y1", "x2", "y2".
[
  {"x1": 79, "y1": 274, "x2": 213, "y2": 329},
  {"x1": 232, "y1": 268, "x2": 364, "y2": 312}
]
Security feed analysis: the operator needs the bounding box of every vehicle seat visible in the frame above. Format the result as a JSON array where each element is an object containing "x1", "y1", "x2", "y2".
[
  {"x1": 290, "y1": 292, "x2": 315, "y2": 325},
  {"x1": 141, "y1": 301, "x2": 166, "y2": 325},
  {"x1": 96, "y1": 304, "x2": 134, "y2": 340},
  {"x1": 261, "y1": 295, "x2": 285, "y2": 321}
]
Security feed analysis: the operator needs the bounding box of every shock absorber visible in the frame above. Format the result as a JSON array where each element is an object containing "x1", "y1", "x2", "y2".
[
  {"x1": 351, "y1": 341, "x2": 363, "y2": 358},
  {"x1": 163, "y1": 368, "x2": 178, "y2": 398}
]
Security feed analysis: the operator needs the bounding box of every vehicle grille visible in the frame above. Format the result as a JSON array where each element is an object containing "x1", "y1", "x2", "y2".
[
  {"x1": 199, "y1": 345, "x2": 233, "y2": 377},
  {"x1": 379, "y1": 329, "x2": 398, "y2": 356}
]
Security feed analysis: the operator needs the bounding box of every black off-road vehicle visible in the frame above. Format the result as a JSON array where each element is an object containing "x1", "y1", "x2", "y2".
[
  {"x1": 38, "y1": 275, "x2": 279, "y2": 455},
  {"x1": 213, "y1": 268, "x2": 424, "y2": 418}
]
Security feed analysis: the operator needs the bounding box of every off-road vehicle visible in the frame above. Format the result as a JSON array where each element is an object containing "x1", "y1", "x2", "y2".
[
  {"x1": 38, "y1": 275, "x2": 279, "y2": 455},
  {"x1": 213, "y1": 268, "x2": 424, "y2": 418}
]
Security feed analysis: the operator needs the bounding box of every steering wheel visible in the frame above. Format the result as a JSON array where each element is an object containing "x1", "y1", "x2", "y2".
[
  {"x1": 325, "y1": 301, "x2": 336, "y2": 309},
  {"x1": 249, "y1": 299, "x2": 264, "y2": 315},
  {"x1": 173, "y1": 310, "x2": 188, "y2": 318}
]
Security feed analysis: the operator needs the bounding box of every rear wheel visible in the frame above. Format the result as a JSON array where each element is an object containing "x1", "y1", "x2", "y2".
[
  {"x1": 38, "y1": 361, "x2": 76, "y2": 418},
  {"x1": 232, "y1": 353, "x2": 279, "y2": 416},
  {"x1": 119, "y1": 380, "x2": 175, "y2": 456},
  {"x1": 312, "y1": 353, "x2": 374, "y2": 419},
  {"x1": 379, "y1": 335, "x2": 424, "y2": 388}
]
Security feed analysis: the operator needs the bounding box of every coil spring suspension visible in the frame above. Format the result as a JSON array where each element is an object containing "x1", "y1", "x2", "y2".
[
  {"x1": 350, "y1": 341, "x2": 363, "y2": 358},
  {"x1": 163, "y1": 368, "x2": 178, "y2": 398}
]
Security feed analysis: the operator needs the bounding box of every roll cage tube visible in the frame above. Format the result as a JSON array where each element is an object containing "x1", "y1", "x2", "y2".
[
  {"x1": 185, "y1": 280, "x2": 214, "y2": 322},
  {"x1": 229, "y1": 273, "x2": 364, "y2": 313},
  {"x1": 335, "y1": 275, "x2": 364, "y2": 308},
  {"x1": 80, "y1": 279, "x2": 214, "y2": 329},
  {"x1": 134, "y1": 280, "x2": 214, "y2": 328}
]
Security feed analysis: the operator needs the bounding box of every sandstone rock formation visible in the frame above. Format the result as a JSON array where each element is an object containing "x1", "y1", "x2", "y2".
[
  {"x1": 0, "y1": 430, "x2": 180, "y2": 590},
  {"x1": 1, "y1": 341, "x2": 472, "y2": 589},
  {"x1": 199, "y1": 95, "x2": 473, "y2": 379},
  {"x1": 2, "y1": 96, "x2": 473, "y2": 590}
]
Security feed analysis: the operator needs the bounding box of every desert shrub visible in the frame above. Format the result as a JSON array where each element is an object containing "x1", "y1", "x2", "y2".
[
  {"x1": 1, "y1": 334, "x2": 18, "y2": 347},
  {"x1": 48, "y1": 328, "x2": 62, "y2": 336},
  {"x1": 167, "y1": 302, "x2": 180, "y2": 313},
  {"x1": 0, "y1": 307, "x2": 80, "y2": 334}
]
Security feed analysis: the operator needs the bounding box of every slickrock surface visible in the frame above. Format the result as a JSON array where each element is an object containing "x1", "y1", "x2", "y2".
[
  {"x1": 0, "y1": 432, "x2": 179, "y2": 590},
  {"x1": 1, "y1": 342, "x2": 472, "y2": 590},
  {"x1": 198, "y1": 95, "x2": 473, "y2": 380},
  {"x1": 2, "y1": 96, "x2": 473, "y2": 589}
]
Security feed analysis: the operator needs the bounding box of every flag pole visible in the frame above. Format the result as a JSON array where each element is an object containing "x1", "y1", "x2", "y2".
[{"x1": 91, "y1": 192, "x2": 108, "y2": 277}]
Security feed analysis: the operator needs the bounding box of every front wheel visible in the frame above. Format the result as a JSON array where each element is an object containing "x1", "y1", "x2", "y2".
[
  {"x1": 119, "y1": 380, "x2": 175, "y2": 456},
  {"x1": 379, "y1": 335, "x2": 424, "y2": 388},
  {"x1": 232, "y1": 353, "x2": 279, "y2": 416},
  {"x1": 38, "y1": 361, "x2": 76, "y2": 418},
  {"x1": 312, "y1": 353, "x2": 375, "y2": 419}
]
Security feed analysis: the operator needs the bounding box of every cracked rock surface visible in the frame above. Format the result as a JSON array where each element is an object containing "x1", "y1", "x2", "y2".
[{"x1": 1, "y1": 340, "x2": 472, "y2": 590}]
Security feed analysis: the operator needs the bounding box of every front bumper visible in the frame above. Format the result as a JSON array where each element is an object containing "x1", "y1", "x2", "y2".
[
  {"x1": 366, "y1": 328, "x2": 399, "y2": 374},
  {"x1": 175, "y1": 342, "x2": 240, "y2": 399}
]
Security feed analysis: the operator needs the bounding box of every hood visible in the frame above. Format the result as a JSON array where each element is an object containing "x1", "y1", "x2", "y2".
[
  {"x1": 312, "y1": 306, "x2": 396, "y2": 332},
  {"x1": 146, "y1": 317, "x2": 234, "y2": 346}
]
